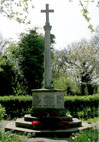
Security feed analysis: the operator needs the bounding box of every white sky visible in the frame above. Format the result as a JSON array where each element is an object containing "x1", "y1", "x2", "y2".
[{"x1": 0, "y1": 0, "x2": 99, "y2": 50}]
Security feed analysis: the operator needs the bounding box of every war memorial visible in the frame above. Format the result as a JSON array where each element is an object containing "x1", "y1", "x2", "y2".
[{"x1": 5, "y1": 4, "x2": 91, "y2": 137}]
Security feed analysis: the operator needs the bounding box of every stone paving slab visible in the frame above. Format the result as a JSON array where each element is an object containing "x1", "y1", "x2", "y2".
[
  {"x1": 0, "y1": 120, "x2": 11, "y2": 131},
  {"x1": 27, "y1": 137, "x2": 72, "y2": 142},
  {"x1": 90, "y1": 121, "x2": 99, "y2": 130}
]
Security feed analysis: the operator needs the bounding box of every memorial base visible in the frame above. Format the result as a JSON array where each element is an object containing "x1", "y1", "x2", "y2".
[
  {"x1": 5, "y1": 89, "x2": 92, "y2": 137},
  {"x1": 5, "y1": 114, "x2": 92, "y2": 137},
  {"x1": 31, "y1": 108, "x2": 66, "y2": 117},
  {"x1": 31, "y1": 89, "x2": 65, "y2": 110}
]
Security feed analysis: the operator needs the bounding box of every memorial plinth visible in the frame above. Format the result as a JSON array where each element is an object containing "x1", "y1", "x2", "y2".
[
  {"x1": 32, "y1": 89, "x2": 64, "y2": 109},
  {"x1": 31, "y1": 89, "x2": 66, "y2": 117}
]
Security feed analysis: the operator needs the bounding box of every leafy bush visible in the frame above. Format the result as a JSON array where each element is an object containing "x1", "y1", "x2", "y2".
[
  {"x1": 87, "y1": 117, "x2": 99, "y2": 123},
  {"x1": 71, "y1": 129, "x2": 98, "y2": 142},
  {"x1": 0, "y1": 96, "x2": 32, "y2": 118},
  {"x1": 0, "y1": 104, "x2": 5, "y2": 120},
  {"x1": 0, "y1": 131, "x2": 27, "y2": 142},
  {"x1": 64, "y1": 94, "x2": 99, "y2": 119}
]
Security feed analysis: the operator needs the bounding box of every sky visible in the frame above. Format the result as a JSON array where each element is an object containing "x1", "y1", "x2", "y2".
[{"x1": 0, "y1": 0, "x2": 99, "y2": 50}]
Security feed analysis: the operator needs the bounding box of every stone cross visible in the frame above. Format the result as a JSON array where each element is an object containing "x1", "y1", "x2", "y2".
[{"x1": 41, "y1": 4, "x2": 54, "y2": 89}]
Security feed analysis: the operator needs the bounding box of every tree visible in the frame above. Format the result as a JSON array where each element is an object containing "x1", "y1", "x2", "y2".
[
  {"x1": 0, "y1": 0, "x2": 34, "y2": 24},
  {"x1": 18, "y1": 30, "x2": 44, "y2": 94},
  {"x1": 0, "y1": 35, "x2": 8, "y2": 54},
  {"x1": 69, "y1": 0, "x2": 99, "y2": 32},
  {"x1": 60, "y1": 39, "x2": 99, "y2": 95},
  {"x1": 6, "y1": 30, "x2": 55, "y2": 95},
  {"x1": 6, "y1": 43, "x2": 27, "y2": 95},
  {"x1": 0, "y1": 0, "x2": 98, "y2": 29},
  {"x1": 52, "y1": 50, "x2": 80, "y2": 95},
  {"x1": 0, "y1": 55, "x2": 16, "y2": 96},
  {"x1": 79, "y1": 0, "x2": 96, "y2": 32}
]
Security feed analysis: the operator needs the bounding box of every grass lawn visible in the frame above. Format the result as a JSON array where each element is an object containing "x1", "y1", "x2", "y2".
[{"x1": 86, "y1": 117, "x2": 99, "y2": 124}]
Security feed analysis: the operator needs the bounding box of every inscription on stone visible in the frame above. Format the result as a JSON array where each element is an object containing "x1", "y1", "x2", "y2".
[
  {"x1": 43, "y1": 94, "x2": 55, "y2": 108},
  {"x1": 32, "y1": 91, "x2": 64, "y2": 109},
  {"x1": 32, "y1": 95, "x2": 42, "y2": 107},
  {"x1": 56, "y1": 94, "x2": 64, "y2": 108}
]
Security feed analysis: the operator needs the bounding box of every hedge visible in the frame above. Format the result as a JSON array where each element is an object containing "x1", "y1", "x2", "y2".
[
  {"x1": 0, "y1": 96, "x2": 32, "y2": 118},
  {"x1": 0, "y1": 94, "x2": 98, "y2": 119},
  {"x1": 64, "y1": 94, "x2": 99, "y2": 119}
]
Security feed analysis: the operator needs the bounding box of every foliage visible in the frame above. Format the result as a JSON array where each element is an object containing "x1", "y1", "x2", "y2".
[
  {"x1": 0, "y1": 95, "x2": 32, "y2": 118},
  {"x1": 7, "y1": 30, "x2": 44, "y2": 95},
  {"x1": 0, "y1": 39, "x2": 8, "y2": 54},
  {"x1": 53, "y1": 74, "x2": 80, "y2": 95},
  {"x1": 87, "y1": 117, "x2": 99, "y2": 124},
  {"x1": 0, "y1": 131, "x2": 27, "y2": 142},
  {"x1": 64, "y1": 94, "x2": 99, "y2": 119},
  {"x1": 79, "y1": 0, "x2": 95, "y2": 32},
  {"x1": 0, "y1": 55, "x2": 6, "y2": 72},
  {"x1": 0, "y1": 94, "x2": 98, "y2": 119},
  {"x1": 0, "y1": 55, "x2": 16, "y2": 96},
  {"x1": 6, "y1": 44, "x2": 28, "y2": 95},
  {"x1": 18, "y1": 30, "x2": 44, "y2": 94},
  {"x1": 0, "y1": 104, "x2": 5, "y2": 120},
  {"x1": 66, "y1": 40, "x2": 99, "y2": 95},
  {"x1": 0, "y1": 0, "x2": 98, "y2": 30},
  {"x1": 0, "y1": 0, "x2": 34, "y2": 24},
  {"x1": 53, "y1": 38, "x2": 99, "y2": 95},
  {"x1": 71, "y1": 129, "x2": 98, "y2": 142}
]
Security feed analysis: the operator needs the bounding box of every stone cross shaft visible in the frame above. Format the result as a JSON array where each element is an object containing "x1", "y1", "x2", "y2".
[{"x1": 41, "y1": 4, "x2": 54, "y2": 89}]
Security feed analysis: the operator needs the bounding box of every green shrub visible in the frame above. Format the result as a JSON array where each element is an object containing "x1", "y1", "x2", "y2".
[
  {"x1": 0, "y1": 96, "x2": 32, "y2": 118},
  {"x1": 0, "y1": 104, "x2": 5, "y2": 120},
  {"x1": 71, "y1": 129, "x2": 98, "y2": 142},
  {"x1": 64, "y1": 94, "x2": 99, "y2": 119},
  {"x1": 0, "y1": 131, "x2": 27, "y2": 142},
  {"x1": 87, "y1": 117, "x2": 99, "y2": 123}
]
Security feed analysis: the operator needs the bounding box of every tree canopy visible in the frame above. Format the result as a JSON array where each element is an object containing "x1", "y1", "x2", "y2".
[
  {"x1": 52, "y1": 30, "x2": 99, "y2": 95},
  {"x1": 19, "y1": 30, "x2": 44, "y2": 93},
  {"x1": 7, "y1": 30, "x2": 44, "y2": 95},
  {"x1": 0, "y1": 0, "x2": 98, "y2": 31},
  {"x1": 0, "y1": 55, "x2": 16, "y2": 96},
  {"x1": 0, "y1": 0, "x2": 34, "y2": 24}
]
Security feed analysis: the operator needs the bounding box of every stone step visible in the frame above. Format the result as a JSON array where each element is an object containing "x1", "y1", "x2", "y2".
[
  {"x1": 16, "y1": 117, "x2": 82, "y2": 130},
  {"x1": 5, "y1": 121, "x2": 92, "y2": 137},
  {"x1": 24, "y1": 114, "x2": 72, "y2": 122}
]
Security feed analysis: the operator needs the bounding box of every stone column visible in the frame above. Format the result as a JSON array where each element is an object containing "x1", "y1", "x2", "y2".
[
  {"x1": 44, "y1": 25, "x2": 52, "y2": 89},
  {"x1": 41, "y1": 4, "x2": 54, "y2": 89}
]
